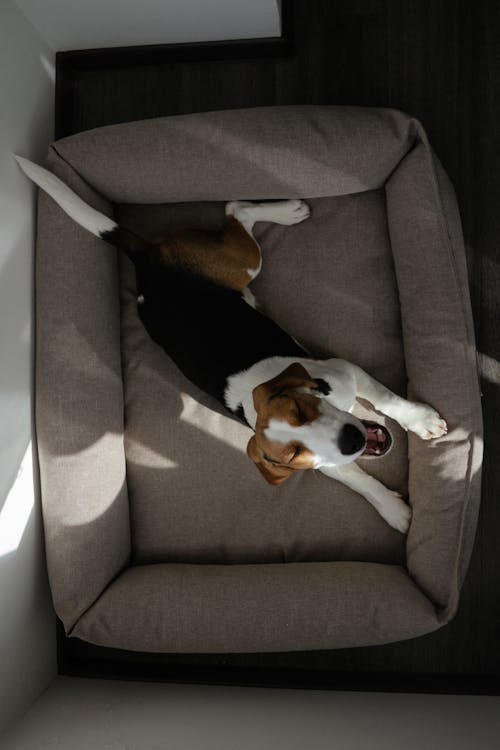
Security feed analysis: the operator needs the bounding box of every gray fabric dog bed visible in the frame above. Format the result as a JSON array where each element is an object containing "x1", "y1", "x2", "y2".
[{"x1": 35, "y1": 105, "x2": 483, "y2": 652}]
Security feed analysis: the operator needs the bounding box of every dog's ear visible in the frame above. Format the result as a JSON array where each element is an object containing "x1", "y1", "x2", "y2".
[
  {"x1": 246, "y1": 435, "x2": 295, "y2": 486},
  {"x1": 252, "y1": 362, "x2": 319, "y2": 413}
]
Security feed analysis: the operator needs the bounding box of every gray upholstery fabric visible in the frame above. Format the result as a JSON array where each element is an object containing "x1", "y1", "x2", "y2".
[
  {"x1": 36, "y1": 154, "x2": 130, "y2": 629},
  {"x1": 35, "y1": 106, "x2": 482, "y2": 651},
  {"x1": 51, "y1": 106, "x2": 417, "y2": 203},
  {"x1": 73, "y1": 563, "x2": 439, "y2": 653},
  {"x1": 386, "y1": 143, "x2": 483, "y2": 616}
]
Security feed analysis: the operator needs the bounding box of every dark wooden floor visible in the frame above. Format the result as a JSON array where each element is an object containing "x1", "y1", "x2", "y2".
[{"x1": 57, "y1": 0, "x2": 500, "y2": 692}]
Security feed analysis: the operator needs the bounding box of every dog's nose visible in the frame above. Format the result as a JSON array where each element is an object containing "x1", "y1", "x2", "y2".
[{"x1": 338, "y1": 424, "x2": 366, "y2": 456}]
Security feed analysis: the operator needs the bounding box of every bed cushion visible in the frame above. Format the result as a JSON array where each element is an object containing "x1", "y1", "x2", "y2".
[
  {"x1": 35, "y1": 106, "x2": 483, "y2": 651},
  {"x1": 114, "y1": 191, "x2": 407, "y2": 568}
]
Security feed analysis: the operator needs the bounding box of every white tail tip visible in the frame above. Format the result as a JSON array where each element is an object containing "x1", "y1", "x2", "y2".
[{"x1": 13, "y1": 154, "x2": 117, "y2": 238}]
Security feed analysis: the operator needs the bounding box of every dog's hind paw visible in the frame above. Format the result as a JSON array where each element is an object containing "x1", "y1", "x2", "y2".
[{"x1": 268, "y1": 199, "x2": 311, "y2": 225}]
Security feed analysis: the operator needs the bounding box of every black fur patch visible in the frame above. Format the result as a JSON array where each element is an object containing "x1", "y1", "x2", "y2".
[
  {"x1": 234, "y1": 404, "x2": 250, "y2": 427},
  {"x1": 313, "y1": 378, "x2": 331, "y2": 396},
  {"x1": 135, "y1": 263, "x2": 306, "y2": 409},
  {"x1": 101, "y1": 227, "x2": 306, "y2": 417},
  {"x1": 100, "y1": 227, "x2": 151, "y2": 259}
]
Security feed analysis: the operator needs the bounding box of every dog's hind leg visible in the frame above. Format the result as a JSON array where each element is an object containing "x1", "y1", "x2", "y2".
[
  {"x1": 154, "y1": 215, "x2": 262, "y2": 294},
  {"x1": 159, "y1": 200, "x2": 309, "y2": 296},
  {"x1": 224, "y1": 200, "x2": 310, "y2": 289},
  {"x1": 225, "y1": 200, "x2": 310, "y2": 236}
]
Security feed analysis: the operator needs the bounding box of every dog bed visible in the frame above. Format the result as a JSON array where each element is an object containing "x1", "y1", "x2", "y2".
[{"x1": 35, "y1": 105, "x2": 482, "y2": 652}]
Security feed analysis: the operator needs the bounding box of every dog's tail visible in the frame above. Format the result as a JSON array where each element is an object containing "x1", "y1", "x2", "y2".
[{"x1": 13, "y1": 155, "x2": 150, "y2": 259}]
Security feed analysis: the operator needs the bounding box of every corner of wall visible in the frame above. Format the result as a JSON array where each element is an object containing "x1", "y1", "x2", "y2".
[{"x1": 0, "y1": 0, "x2": 57, "y2": 739}]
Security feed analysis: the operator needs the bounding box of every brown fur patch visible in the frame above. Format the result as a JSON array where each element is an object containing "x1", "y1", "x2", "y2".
[
  {"x1": 150, "y1": 216, "x2": 260, "y2": 292},
  {"x1": 247, "y1": 363, "x2": 322, "y2": 484}
]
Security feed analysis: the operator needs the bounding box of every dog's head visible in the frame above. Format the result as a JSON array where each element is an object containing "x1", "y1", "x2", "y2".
[{"x1": 247, "y1": 362, "x2": 374, "y2": 485}]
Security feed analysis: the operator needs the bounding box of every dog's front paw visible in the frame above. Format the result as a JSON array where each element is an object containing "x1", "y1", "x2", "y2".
[
  {"x1": 402, "y1": 403, "x2": 448, "y2": 441},
  {"x1": 379, "y1": 491, "x2": 412, "y2": 534}
]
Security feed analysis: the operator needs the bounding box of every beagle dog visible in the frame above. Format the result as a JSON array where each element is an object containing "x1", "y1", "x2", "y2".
[{"x1": 15, "y1": 156, "x2": 448, "y2": 533}]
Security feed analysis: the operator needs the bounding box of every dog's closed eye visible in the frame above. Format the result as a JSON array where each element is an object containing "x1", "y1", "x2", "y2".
[{"x1": 264, "y1": 443, "x2": 301, "y2": 466}]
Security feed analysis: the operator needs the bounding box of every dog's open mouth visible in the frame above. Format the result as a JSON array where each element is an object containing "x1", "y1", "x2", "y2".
[{"x1": 361, "y1": 421, "x2": 393, "y2": 457}]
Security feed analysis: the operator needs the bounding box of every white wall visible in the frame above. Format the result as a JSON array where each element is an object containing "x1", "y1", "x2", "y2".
[
  {"x1": 1, "y1": 677, "x2": 500, "y2": 750},
  {"x1": 0, "y1": 0, "x2": 57, "y2": 738},
  {"x1": 15, "y1": 0, "x2": 281, "y2": 51}
]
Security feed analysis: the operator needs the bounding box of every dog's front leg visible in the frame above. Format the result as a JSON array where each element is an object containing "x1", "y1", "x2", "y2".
[
  {"x1": 320, "y1": 463, "x2": 412, "y2": 533},
  {"x1": 341, "y1": 362, "x2": 448, "y2": 440}
]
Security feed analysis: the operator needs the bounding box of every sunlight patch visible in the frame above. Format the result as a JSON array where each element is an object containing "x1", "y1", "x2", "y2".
[
  {"x1": 477, "y1": 351, "x2": 500, "y2": 386},
  {"x1": 126, "y1": 437, "x2": 177, "y2": 469},
  {"x1": 40, "y1": 53, "x2": 55, "y2": 83},
  {"x1": 0, "y1": 443, "x2": 33, "y2": 556},
  {"x1": 179, "y1": 393, "x2": 247, "y2": 452}
]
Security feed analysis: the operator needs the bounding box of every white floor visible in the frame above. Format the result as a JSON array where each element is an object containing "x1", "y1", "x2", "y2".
[{"x1": 1, "y1": 676, "x2": 500, "y2": 749}]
